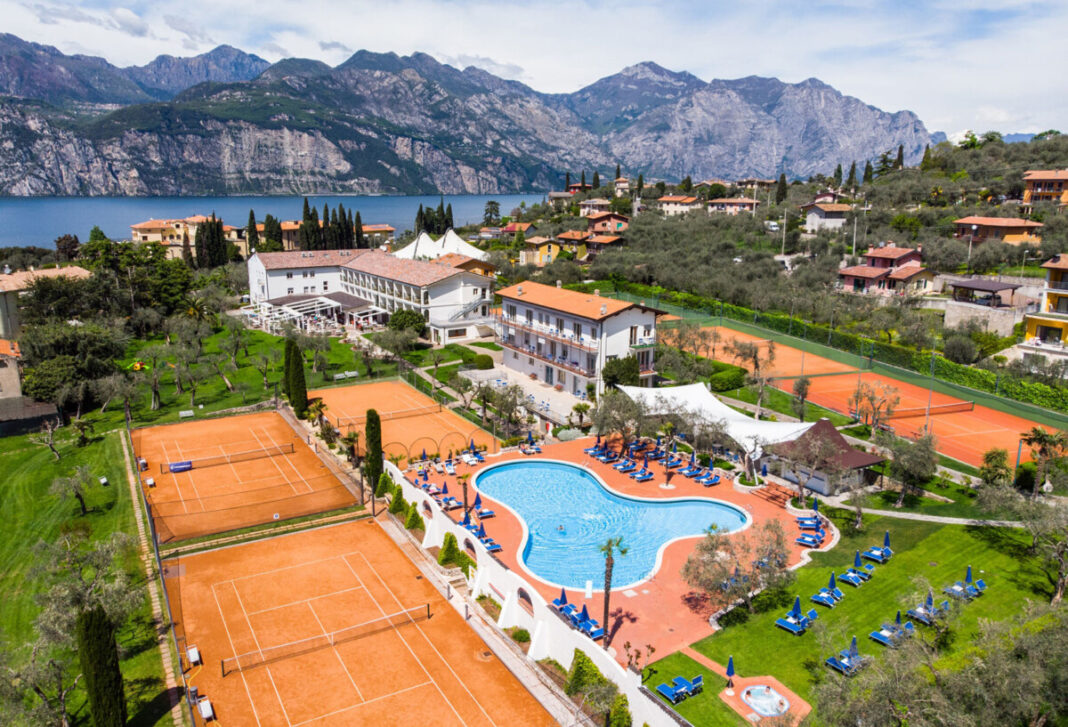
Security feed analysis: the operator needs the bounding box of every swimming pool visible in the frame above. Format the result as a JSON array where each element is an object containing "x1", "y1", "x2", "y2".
[{"x1": 474, "y1": 460, "x2": 750, "y2": 589}]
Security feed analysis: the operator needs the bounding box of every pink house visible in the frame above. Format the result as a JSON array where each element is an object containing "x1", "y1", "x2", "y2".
[{"x1": 838, "y1": 245, "x2": 933, "y2": 295}]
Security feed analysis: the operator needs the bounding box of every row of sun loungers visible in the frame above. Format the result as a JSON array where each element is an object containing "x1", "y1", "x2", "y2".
[
  {"x1": 550, "y1": 592, "x2": 605, "y2": 641},
  {"x1": 656, "y1": 675, "x2": 703, "y2": 704},
  {"x1": 869, "y1": 619, "x2": 916, "y2": 647}
]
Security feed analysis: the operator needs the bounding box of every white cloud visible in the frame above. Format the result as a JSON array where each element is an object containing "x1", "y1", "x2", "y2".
[{"x1": 2, "y1": 0, "x2": 1066, "y2": 133}]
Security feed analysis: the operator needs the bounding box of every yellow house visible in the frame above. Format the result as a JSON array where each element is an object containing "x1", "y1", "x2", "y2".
[
  {"x1": 1023, "y1": 169, "x2": 1068, "y2": 210},
  {"x1": 1023, "y1": 254, "x2": 1068, "y2": 353},
  {"x1": 953, "y1": 216, "x2": 1043, "y2": 245},
  {"x1": 520, "y1": 236, "x2": 559, "y2": 266}
]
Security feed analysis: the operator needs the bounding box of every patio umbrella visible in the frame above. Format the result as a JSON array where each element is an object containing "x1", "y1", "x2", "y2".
[
  {"x1": 558, "y1": 588, "x2": 567, "y2": 607},
  {"x1": 813, "y1": 498, "x2": 819, "y2": 514},
  {"x1": 461, "y1": 512, "x2": 470, "y2": 526},
  {"x1": 656, "y1": 435, "x2": 661, "y2": 447},
  {"x1": 673, "y1": 441, "x2": 678, "y2": 454},
  {"x1": 579, "y1": 604, "x2": 589, "y2": 623},
  {"x1": 421, "y1": 448, "x2": 427, "y2": 461},
  {"x1": 441, "y1": 484, "x2": 449, "y2": 496},
  {"x1": 925, "y1": 590, "x2": 934, "y2": 609},
  {"x1": 477, "y1": 523, "x2": 487, "y2": 539},
  {"x1": 595, "y1": 434, "x2": 601, "y2": 445},
  {"x1": 726, "y1": 656, "x2": 735, "y2": 678},
  {"x1": 895, "y1": 610, "x2": 902, "y2": 626},
  {"x1": 849, "y1": 636, "x2": 859, "y2": 661},
  {"x1": 527, "y1": 431, "x2": 534, "y2": 445},
  {"x1": 853, "y1": 550, "x2": 863, "y2": 571},
  {"x1": 422, "y1": 469, "x2": 428, "y2": 481},
  {"x1": 965, "y1": 565, "x2": 973, "y2": 584},
  {"x1": 828, "y1": 572, "x2": 837, "y2": 591},
  {"x1": 690, "y1": 450, "x2": 696, "y2": 464},
  {"x1": 643, "y1": 454, "x2": 648, "y2": 469},
  {"x1": 470, "y1": 439, "x2": 476, "y2": 452},
  {"x1": 884, "y1": 530, "x2": 891, "y2": 550},
  {"x1": 473, "y1": 493, "x2": 483, "y2": 510},
  {"x1": 791, "y1": 596, "x2": 802, "y2": 620},
  {"x1": 761, "y1": 462, "x2": 768, "y2": 477}
]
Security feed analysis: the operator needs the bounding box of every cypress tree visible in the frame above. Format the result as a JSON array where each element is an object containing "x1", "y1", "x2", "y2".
[
  {"x1": 322, "y1": 203, "x2": 331, "y2": 247},
  {"x1": 846, "y1": 161, "x2": 857, "y2": 189},
  {"x1": 76, "y1": 606, "x2": 126, "y2": 727},
  {"x1": 282, "y1": 339, "x2": 293, "y2": 398},
  {"x1": 580, "y1": 170, "x2": 586, "y2": 188},
  {"x1": 833, "y1": 163, "x2": 843, "y2": 188},
  {"x1": 592, "y1": 171, "x2": 600, "y2": 189},
  {"x1": 636, "y1": 174, "x2": 643, "y2": 194},
  {"x1": 354, "y1": 210, "x2": 364, "y2": 248},
  {"x1": 894, "y1": 144, "x2": 904, "y2": 169},
  {"x1": 775, "y1": 173, "x2": 788, "y2": 204},
  {"x1": 302, "y1": 196, "x2": 312, "y2": 222},
  {"x1": 193, "y1": 225, "x2": 207, "y2": 268},
  {"x1": 565, "y1": 171, "x2": 571, "y2": 190},
  {"x1": 920, "y1": 144, "x2": 932, "y2": 171},
  {"x1": 364, "y1": 409, "x2": 383, "y2": 492},
  {"x1": 415, "y1": 204, "x2": 425, "y2": 234},
  {"x1": 863, "y1": 160, "x2": 874, "y2": 184},
  {"x1": 181, "y1": 230, "x2": 193, "y2": 268},
  {"x1": 336, "y1": 203, "x2": 348, "y2": 247},
  {"x1": 445, "y1": 203, "x2": 454, "y2": 231},
  {"x1": 246, "y1": 209, "x2": 259, "y2": 251},
  {"x1": 288, "y1": 342, "x2": 308, "y2": 417},
  {"x1": 436, "y1": 197, "x2": 446, "y2": 235},
  {"x1": 615, "y1": 163, "x2": 621, "y2": 179}
]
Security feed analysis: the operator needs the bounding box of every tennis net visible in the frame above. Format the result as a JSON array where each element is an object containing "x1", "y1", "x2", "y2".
[
  {"x1": 221, "y1": 603, "x2": 431, "y2": 676},
  {"x1": 162, "y1": 442, "x2": 295, "y2": 473},
  {"x1": 336, "y1": 403, "x2": 441, "y2": 429},
  {"x1": 886, "y1": 401, "x2": 976, "y2": 420}
]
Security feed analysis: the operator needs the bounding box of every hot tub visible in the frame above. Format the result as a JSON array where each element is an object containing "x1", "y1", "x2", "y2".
[{"x1": 741, "y1": 684, "x2": 789, "y2": 717}]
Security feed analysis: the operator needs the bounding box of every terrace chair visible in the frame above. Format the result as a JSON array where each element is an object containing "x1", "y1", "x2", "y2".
[
  {"x1": 939, "y1": 600, "x2": 951, "y2": 615},
  {"x1": 811, "y1": 591, "x2": 836, "y2": 608},
  {"x1": 689, "y1": 675, "x2": 704, "y2": 694},
  {"x1": 472, "y1": 451, "x2": 485, "y2": 462},
  {"x1": 664, "y1": 457, "x2": 683, "y2": 469},
  {"x1": 656, "y1": 683, "x2": 685, "y2": 704},
  {"x1": 701, "y1": 474, "x2": 721, "y2": 487},
  {"x1": 862, "y1": 547, "x2": 887, "y2": 563},
  {"x1": 559, "y1": 603, "x2": 577, "y2": 618},
  {"x1": 527, "y1": 445, "x2": 542, "y2": 454},
  {"x1": 476, "y1": 507, "x2": 495, "y2": 519},
  {"x1": 825, "y1": 656, "x2": 853, "y2": 675},
  {"x1": 965, "y1": 583, "x2": 981, "y2": 599},
  {"x1": 798, "y1": 520, "x2": 823, "y2": 531},
  {"x1": 838, "y1": 571, "x2": 864, "y2": 587},
  {"x1": 677, "y1": 464, "x2": 700, "y2": 477},
  {"x1": 906, "y1": 607, "x2": 933, "y2": 625},
  {"x1": 775, "y1": 618, "x2": 806, "y2": 635},
  {"x1": 615, "y1": 460, "x2": 636, "y2": 474},
  {"x1": 444, "y1": 461, "x2": 456, "y2": 476},
  {"x1": 902, "y1": 622, "x2": 916, "y2": 637},
  {"x1": 581, "y1": 619, "x2": 604, "y2": 640},
  {"x1": 829, "y1": 585, "x2": 846, "y2": 601},
  {"x1": 583, "y1": 444, "x2": 603, "y2": 455},
  {"x1": 484, "y1": 542, "x2": 502, "y2": 553},
  {"x1": 796, "y1": 533, "x2": 824, "y2": 548},
  {"x1": 869, "y1": 628, "x2": 899, "y2": 648},
  {"x1": 974, "y1": 579, "x2": 987, "y2": 594},
  {"x1": 796, "y1": 516, "x2": 820, "y2": 525},
  {"x1": 685, "y1": 467, "x2": 707, "y2": 479},
  {"x1": 597, "y1": 452, "x2": 619, "y2": 464},
  {"x1": 943, "y1": 583, "x2": 969, "y2": 600},
  {"x1": 672, "y1": 676, "x2": 696, "y2": 696},
  {"x1": 633, "y1": 471, "x2": 654, "y2": 483},
  {"x1": 551, "y1": 594, "x2": 568, "y2": 610},
  {"x1": 628, "y1": 467, "x2": 650, "y2": 479},
  {"x1": 847, "y1": 566, "x2": 872, "y2": 582},
  {"x1": 647, "y1": 449, "x2": 664, "y2": 460},
  {"x1": 806, "y1": 609, "x2": 820, "y2": 625},
  {"x1": 442, "y1": 498, "x2": 463, "y2": 511}
]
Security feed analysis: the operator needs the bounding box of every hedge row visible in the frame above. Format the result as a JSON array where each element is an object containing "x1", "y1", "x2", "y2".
[{"x1": 574, "y1": 280, "x2": 1068, "y2": 413}]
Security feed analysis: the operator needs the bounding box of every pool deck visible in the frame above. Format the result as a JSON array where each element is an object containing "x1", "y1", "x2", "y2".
[{"x1": 408, "y1": 437, "x2": 819, "y2": 664}]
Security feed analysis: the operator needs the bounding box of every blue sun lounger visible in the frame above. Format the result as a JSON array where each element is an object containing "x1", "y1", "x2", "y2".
[
  {"x1": 664, "y1": 457, "x2": 683, "y2": 469},
  {"x1": 615, "y1": 461, "x2": 636, "y2": 474},
  {"x1": 581, "y1": 619, "x2": 605, "y2": 640},
  {"x1": 812, "y1": 591, "x2": 836, "y2": 608},
  {"x1": 775, "y1": 617, "x2": 806, "y2": 635},
  {"x1": 672, "y1": 675, "x2": 703, "y2": 696},
  {"x1": 848, "y1": 565, "x2": 874, "y2": 580},
  {"x1": 796, "y1": 516, "x2": 820, "y2": 526},
  {"x1": 444, "y1": 461, "x2": 456, "y2": 476},
  {"x1": 483, "y1": 541, "x2": 502, "y2": 553},
  {"x1": 633, "y1": 470, "x2": 654, "y2": 483},
  {"x1": 678, "y1": 465, "x2": 701, "y2": 477},
  {"x1": 656, "y1": 682, "x2": 685, "y2": 704},
  {"x1": 974, "y1": 579, "x2": 987, "y2": 594},
  {"x1": 906, "y1": 607, "x2": 933, "y2": 625},
  {"x1": 869, "y1": 628, "x2": 900, "y2": 647},
  {"x1": 476, "y1": 507, "x2": 495, "y2": 519},
  {"x1": 700, "y1": 474, "x2": 721, "y2": 487},
  {"x1": 838, "y1": 571, "x2": 864, "y2": 587},
  {"x1": 825, "y1": 655, "x2": 853, "y2": 675},
  {"x1": 796, "y1": 533, "x2": 824, "y2": 548},
  {"x1": 862, "y1": 547, "x2": 887, "y2": 563},
  {"x1": 629, "y1": 467, "x2": 650, "y2": 479}
]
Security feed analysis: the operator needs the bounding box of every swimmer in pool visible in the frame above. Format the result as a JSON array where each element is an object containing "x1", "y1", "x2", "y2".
[{"x1": 557, "y1": 525, "x2": 565, "y2": 532}]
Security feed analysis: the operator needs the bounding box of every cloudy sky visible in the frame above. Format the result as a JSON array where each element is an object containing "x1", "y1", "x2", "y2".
[{"x1": 5, "y1": 0, "x2": 1066, "y2": 134}]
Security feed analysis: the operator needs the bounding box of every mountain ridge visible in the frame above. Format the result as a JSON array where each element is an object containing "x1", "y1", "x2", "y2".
[{"x1": 0, "y1": 35, "x2": 934, "y2": 196}]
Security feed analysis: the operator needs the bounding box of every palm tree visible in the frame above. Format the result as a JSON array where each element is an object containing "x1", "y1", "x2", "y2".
[
  {"x1": 1022, "y1": 427, "x2": 1066, "y2": 498},
  {"x1": 307, "y1": 399, "x2": 327, "y2": 429},
  {"x1": 572, "y1": 402, "x2": 591, "y2": 428},
  {"x1": 340, "y1": 430, "x2": 360, "y2": 466},
  {"x1": 600, "y1": 537, "x2": 628, "y2": 647},
  {"x1": 457, "y1": 473, "x2": 471, "y2": 513}
]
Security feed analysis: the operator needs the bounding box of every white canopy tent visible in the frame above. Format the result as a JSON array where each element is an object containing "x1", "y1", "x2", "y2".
[
  {"x1": 392, "y1": 229, "x2": 488, "y2": 261},
  {"x1": 617, "y1": 383, "x2": 814, "y2": 460}
]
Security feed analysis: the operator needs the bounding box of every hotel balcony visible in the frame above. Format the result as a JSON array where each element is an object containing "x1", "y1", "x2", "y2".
[
  {"x1": 498, "y1": 336, "x2": 595, "y2": 377},
  {"x1": 629, "y1": 337, "x2": 657, "y2": 350},
  {"x1": 495, "y1": 315, "x2": 599, "y2": 353}
]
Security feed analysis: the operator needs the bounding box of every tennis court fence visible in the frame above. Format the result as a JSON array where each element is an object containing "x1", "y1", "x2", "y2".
[
  {"x1": 335, "y1": 402, "x2": 442, "y2": 429},
  {"x1": 221, "y1": 602, "x2": 431, "y2": 676},
  {"x1": 161, "y1": 442, "x2": 295, "y2": 473}
]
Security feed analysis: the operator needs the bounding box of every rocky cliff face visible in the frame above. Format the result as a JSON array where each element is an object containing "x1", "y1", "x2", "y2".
[{"x1": 0, "y1": 39, "x2": 935, "y2": 196}]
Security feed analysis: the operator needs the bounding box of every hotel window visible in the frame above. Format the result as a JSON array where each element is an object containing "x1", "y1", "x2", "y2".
[
  {"x1": 322, "y1": 281, "x2": 329, "y2": 291},
  {"x1": 507, "y1": 305, "x2": 516, "y2": 318},
  {"x1": 286, "y1": 272, "x2": 293, "y2": 279},
  {"x1": 287, "y1": 288, "x2": 294, "y2": 295},
  {"x1": 573, "y1": 322, "x2": 582, "y2": 338},
  {"x1": 556, "y1": 317, "x2": 564, "y2": 331},
  {"x1": 525, "y1": 309, "x2": 533, "y2": 324}
]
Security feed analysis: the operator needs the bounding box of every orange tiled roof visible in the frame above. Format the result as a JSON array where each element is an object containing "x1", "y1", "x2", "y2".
[
  {"x1": 658, "y1": 195, "x2": 699, "y2": 204},
  {"x1": 954, "y1": 216, "x2": 1043, "y2": 229},
  {"x1": 0, "y1": 339, "x2": 20, "y2": 358},
  {"x1": 501, "y1": 222, "x2": 534, "y2": 233},
  {"x1": 497, "y1": 281, "x2": 635, "y2": 320},
  {"x1": 1041, "y1": 254, "x2": 1068, "y2": 271},
  {"x1": 362, "y1": 224, "x2": 395, "y2": 233},
  {"x1": 0, "y1": 266, "x2": 91, "y2": 293},
  {"x1": 839, "y1": 265, "x2": 890, "y2": 280},
  {"x1": 803, "y1": 202, "x2": 851, "y2": 212},
  {"x1": 709, "y1": 197, "x2": 760, "y2": 205},
  {"x1": 557, "y1": 230, "x2": 591, "y2": 242},
  {"x1": 254, "y1": 249, "x2": 369, "y2": 270},
  {"x1": 587, "y1": 211, "x2": 629, "y2": 221},
  {"x1": 865, "y1": 245, "x2": 917, "y2": 260},
  {"x1": 888, "y1": 266, "x2": 929, "y2": 281},
  {"x1": 1024, "y1": 170, "x2": 1068, "y2": 181},
  {"x1": 523, "y1": 236, "x2": 552, "y2": 246},
  {"x1": 588, "y1": 235, "x2": 622, "y2": 244},
  {"x1": 343, "y1": 250, "x2": 474, "y2": 287},
  {"x1": 130, "y1": 219, "x2": 175, "y2": 230}
]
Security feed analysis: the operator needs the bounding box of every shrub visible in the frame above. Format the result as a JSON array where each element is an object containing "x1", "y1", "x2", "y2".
[
  {"x1": 557, "y1": 428, "x2": 583, "y2": 442},
  {"x1": 388, "y1": 309, "x2": 426, "y2": 337},
  {"x1": 375, "y1": 472, "x2": 392, "y2": 497},
  {"x1": 511, "y1": 628, "x2": 531, "y2": 643},
  {"x1": 717, "y1": 606, "x2": 750, "y2": 628},
  {"x1": 1014, "y1": 461, "x2": 1037, "y2": 492},
  {"x1": 404, "y1": 503, "x2": 425, "y2": 531},
  {"x1": 438, "y1": 532, "x2": 462, "y2": 566},
  {"x1": 388, "y1": 489, "x2": 408, "y2": 515},
  {"x1": 565, "y1": 649, "x2": 605, "y2": 696},
  {"x1": 708, "y1": 366, "x2": 746, "y2": 391},
  {"x1": 473, "y1": 354, "x2": 494, "y2": 370},
  {"x1": 608, "y1": 694, "x2": 632, "y2": 727},
  {"x1": 501, "y1": 436, "x2": 525, "y2": 447},
  {"x1": 751, "y1": 583, "x2": 794, "y2": 613}
]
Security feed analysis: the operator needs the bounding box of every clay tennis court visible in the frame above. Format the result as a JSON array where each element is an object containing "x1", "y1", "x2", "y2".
[
  {"x1": 173, "y1": 520, "x2": 553, "y2": 726},
  {"x1": 311, "y1": 380, "x2": 497, "y2": 463},
  {"x1": 697, "y1": 325, "x2": 858, "y2": 378},
  {"x1": 132, "y1": 412, "x2": 357, "y2": 542}
]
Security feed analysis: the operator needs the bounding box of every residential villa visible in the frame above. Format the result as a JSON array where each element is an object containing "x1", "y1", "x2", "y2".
[
  {"x1": 802, "y1": 202, "x2": 851, "y2": 232},
  {"x1": 838, "y1": 245, "x2": 932, "y2": 295},
  {"x1": 0, "y1": 339, "x2": 21, "y2": 400},
  {"x1": 736, "y1": 178, "x2": 777, "y2": 194},
  {"x1": 1022, "y1": 169, "x2": 1068, "y2": 211},
  {"x1": 586, "y1": 235, "x2": 622, "y2": 258},
  {"x1": 556, "y1": 230, "x2": 590, "y2": 259},
  {"x1": 246, "y1": 249, "x2": 494, "y2": 342},
  {"x1": 587, "y1": 212, "x2": 629, "y2": 234},
  {"x1": 501, "y1": 221, "x2": 537, "y2": 238},
  {"x1": 362, "y1": 224, "x2": 395, "y2": 245},
  {"x1": 566, "y1": 182, "x2": 592, "y2": 194},
  {"x1": 254, "y1": 220, "x2": 301, "y2": 250},
  {"x1": 953, "y1": 216, "x2": 1043, "y2": 245},
  {"x1": 657, "y1": 195, "x2": 702, "y2": 216},
  {"x1": 613, "y1": 177, "x2": 630, "y2": 198},
  {"x1": 0, "y1": 266, "x2": 91, "y2": 338},
  {"x1": 548, "y1": 191, "x2": 574, "y2": 210},
  {"x1": 578, "y1": 198, "x2": 612, "y2": 217},
  {"x1": 130, "y1": 215, "x2": 215, "y2": 258},
  {"x1": 1019, "y1": 254, "x2": 1068, "y2": 367},
  {"x1": 518, "y1": 237, "x2": 559, "y2": 267},
  {"x1": 495, "y1": 281, "x2": 658, "y2": 396},
  {"x1": 707, "y1": 197, "x2": 759, "y2": 216},
  {"x1": 432, "y1": 253, "x2": 496, "y2": 278},
  {"x1": 695, "y1": 178, "x2": 732, "y2": 189}
]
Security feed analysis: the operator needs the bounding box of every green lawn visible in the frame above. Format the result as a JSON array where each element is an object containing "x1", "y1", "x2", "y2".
[
  {"x1": 655, "y1": 510, "x2": 1047, "y2": 715},
  {"x1": 430, "y1": 362, "x2": 464, "y2": 385},
  {"x1": 643, "y1": 653, "x2": 745, "y2": 726},
  {"x1": 721, "y1": 386, "x2": 853, "y2": 427},
  {"x1": 0, "y1": 430, "x2": 172, "y2": 726},
  {"x1": 470, "y1": 341, "x2": 502, "y2": 351}
]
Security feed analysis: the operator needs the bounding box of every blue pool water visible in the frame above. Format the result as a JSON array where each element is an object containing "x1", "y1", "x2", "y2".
[{"x1": 474, "y1": 460, "x2": 749, "y2": 589}]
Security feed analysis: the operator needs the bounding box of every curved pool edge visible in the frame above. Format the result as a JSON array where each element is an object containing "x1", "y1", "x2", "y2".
[{"x1": 472, "y1": 457, "x2": 754, "y2": 593}]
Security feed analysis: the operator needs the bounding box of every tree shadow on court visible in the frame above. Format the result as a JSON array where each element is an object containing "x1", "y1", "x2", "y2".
[{"x1": 127, "y1": 681, "x2": 182, "y2": 727}]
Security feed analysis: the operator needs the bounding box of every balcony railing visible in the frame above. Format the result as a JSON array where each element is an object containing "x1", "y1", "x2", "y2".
[
  {"x1": 498, "y1": 337, "x2": 595, "y2": 377},
  {"x1": 495, "y1": 315, "x2": 599, "y2": 352},
  {"x1": 1049, "y1": 279, "x2": 1068, "y2": 291},
  {"x1": 629, "y1": 337, "x2": 657, "y2": 349}
]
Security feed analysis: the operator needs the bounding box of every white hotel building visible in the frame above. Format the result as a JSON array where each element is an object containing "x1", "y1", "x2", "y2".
[
  {"x1": 247, "y1": 249, "x2": 494, "y2": 342},
  {"x1": 495, "y1": 281, "x2": 658, "y2": 396}
]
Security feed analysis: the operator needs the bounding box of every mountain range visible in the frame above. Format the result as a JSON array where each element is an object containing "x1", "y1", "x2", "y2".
[{"x1": 0, "y1": 34, "x2": 934, "y2": 196}]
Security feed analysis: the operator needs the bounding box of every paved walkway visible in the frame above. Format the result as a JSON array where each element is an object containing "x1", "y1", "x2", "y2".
[
  {"x1": 679, "y1": 647, "x2": 811, "y2": 725},
  {"x1": 819, "y1": 491, "x2": 1023, "y2": 528}
]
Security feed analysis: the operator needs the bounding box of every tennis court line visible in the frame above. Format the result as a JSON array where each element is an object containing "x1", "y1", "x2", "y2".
[
  {"x1": 211, "y1": 582, "x2": 264, "y2": 727},
  {"x1": 257, "y1": 426, "x2": 316, "y2": 494},
  {"x1": 228, "y1": 580, "x2": 293, "y2": 727},
  {"x1": 351, "y1": 550, "x2": 499, "y2": 727},
  {"x1": 245, "y1": 585, "x2": 367, "y2": 616},
  {"x1": 339, "y1": 554, "x2": 470, "y2": 727},
  {"x1": 218, "y1": 551, "x2": 369, "y2": 585},
  {"x1": 306, "y1": 600, "x2": 364, "y2": 703},
  {"x1": 158, "y1": 440, "x2": 193, "y2": 514},
  {"x1": 171, "y1": 439, "x2": 207, "y2": 513},
  {"x1": 247, "y1": 427, "x2": 305, "y2": 496},
  {"x1": 288, "y1": 681, "x2": 435, "y2": 727}
]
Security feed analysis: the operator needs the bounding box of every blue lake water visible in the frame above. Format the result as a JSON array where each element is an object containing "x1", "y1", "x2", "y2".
[
  {"x1": 474, "y1": 460, "x2": 750, "y2": 590},
  {"x1": 0, "y1": 193, "x2": 544, "y2": 247}
]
